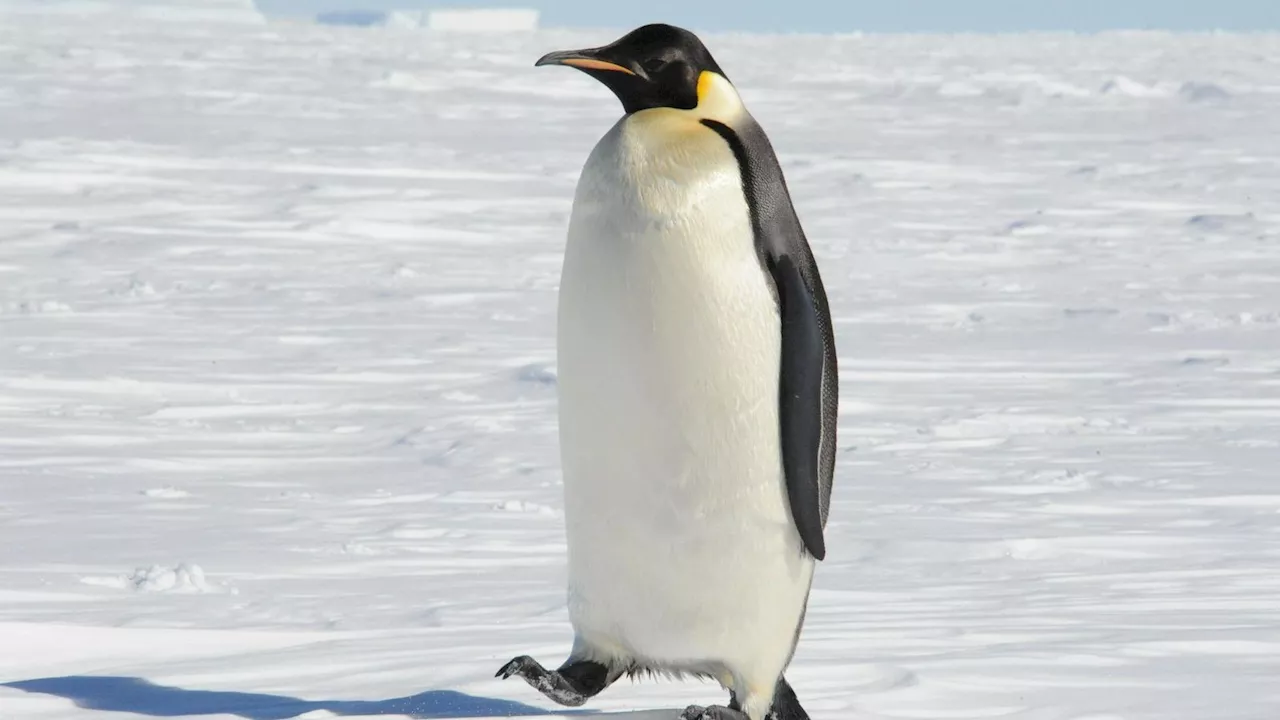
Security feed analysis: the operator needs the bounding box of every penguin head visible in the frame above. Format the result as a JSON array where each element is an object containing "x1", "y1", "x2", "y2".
[{"x1": 535, "y1": 24, "x2": 733, "y2": 117}]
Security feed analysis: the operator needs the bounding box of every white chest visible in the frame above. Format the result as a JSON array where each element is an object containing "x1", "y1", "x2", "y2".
[
  {"x1": 558, "y1": 115, "x2": 782, "y2": 512},
  {"x1": 553, "y1": 113, "x2": 810, "y2": 673}
]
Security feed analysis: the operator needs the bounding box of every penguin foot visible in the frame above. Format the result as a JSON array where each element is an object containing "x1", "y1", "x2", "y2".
[
  {"x1": 680, "y1": 676, "x2": 809, "y2": 720},
  {"x1": 495, "y1": 655, "x2": 610, "y2": 707},
  {"x1": 680, "y1": 705, "x2": 749, "y2": 720}
]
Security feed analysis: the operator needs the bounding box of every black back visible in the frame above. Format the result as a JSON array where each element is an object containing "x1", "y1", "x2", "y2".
[{"x1": 702, "y1": 116, "x2": 839, "y2": 562}]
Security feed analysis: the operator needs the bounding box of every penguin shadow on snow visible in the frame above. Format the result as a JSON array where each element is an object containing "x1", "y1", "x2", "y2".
[{"x1": 3, "y1": 676, "x2": 680, "y2": 719}]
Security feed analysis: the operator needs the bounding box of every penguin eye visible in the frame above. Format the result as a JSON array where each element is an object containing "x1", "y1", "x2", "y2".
[{"x1": 642, "y1": 58, "x2": 667, "y2": 75}]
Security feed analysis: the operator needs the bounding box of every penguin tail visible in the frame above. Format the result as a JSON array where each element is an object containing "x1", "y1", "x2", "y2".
[{"x1": 770, "y1": 675, "x2": 811, "y2": 720}]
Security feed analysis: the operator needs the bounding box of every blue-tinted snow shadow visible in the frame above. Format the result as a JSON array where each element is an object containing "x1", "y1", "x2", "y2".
[{"x1": 2, "y1": 676, "x2": 594, "y2": 719}]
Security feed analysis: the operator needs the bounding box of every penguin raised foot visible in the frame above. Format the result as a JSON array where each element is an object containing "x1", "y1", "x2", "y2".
[{"x1": 494, "y1": 655, "x2": 612, "y2": 707}]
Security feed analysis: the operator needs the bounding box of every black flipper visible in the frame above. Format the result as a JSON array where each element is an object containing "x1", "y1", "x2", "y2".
[
  {"x1": 701, "y1": 118, "x2": 838, "y2": 562},
  {"x1": 770, "y1": 253, "x2": 828, "y2": 560},
  {"x1": 495, "y1": 655, "x2": 613, "y2": 707}
]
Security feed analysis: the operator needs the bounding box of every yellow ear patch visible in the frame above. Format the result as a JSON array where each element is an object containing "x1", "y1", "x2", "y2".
[
  {"x1": 696, "y1": 70, "x2": 716, "y2": 105},
  {"x1": 693, "y1": 71, "x2": 744, "y2": 121}
]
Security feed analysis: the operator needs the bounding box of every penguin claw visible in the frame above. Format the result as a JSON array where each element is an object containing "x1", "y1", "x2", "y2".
[
  {"x1": 495, "y1": 655, "x2": 543, "y2": 680},
  {"x1": 495, "y1": 655, "x2": 605, "y2": 708}
]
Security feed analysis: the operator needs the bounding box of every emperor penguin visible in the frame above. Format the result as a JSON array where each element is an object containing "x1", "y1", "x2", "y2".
[{"x1": 497, "y1": 23, "x2": 839, "y2": 720}]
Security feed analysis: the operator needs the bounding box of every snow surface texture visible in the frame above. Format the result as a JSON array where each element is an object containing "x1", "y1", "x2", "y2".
[{"x1": 1, "y1": 16, "x2": 1280, "y2": 720}]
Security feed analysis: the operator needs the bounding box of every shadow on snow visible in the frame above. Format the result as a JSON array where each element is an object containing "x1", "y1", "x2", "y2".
[{"x1": 3, "y1": 675, "x2": 584, "y2": 719}]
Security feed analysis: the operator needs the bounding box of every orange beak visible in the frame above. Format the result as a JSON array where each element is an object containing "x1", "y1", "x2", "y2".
[{"x1": 535, "y1": 49, "x2": 636, "y2": 76}]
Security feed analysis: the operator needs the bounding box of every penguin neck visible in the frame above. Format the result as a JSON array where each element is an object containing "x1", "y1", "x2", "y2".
[
  {"x1": 615, "y1": 71, "x2": 750, "y2": 171},
  {"x1": 624, "y1": 71, "x2": 747, "y2": 135}
]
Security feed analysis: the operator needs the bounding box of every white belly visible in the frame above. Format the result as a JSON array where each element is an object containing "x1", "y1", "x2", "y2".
[{"x1": 555, "y1": 113, "x2": 814, "y2": 688}]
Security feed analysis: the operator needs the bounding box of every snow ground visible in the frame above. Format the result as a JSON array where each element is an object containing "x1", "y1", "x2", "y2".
[{"x1": 2, "y1": 16, "x2": 1280, "y2": 720}]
